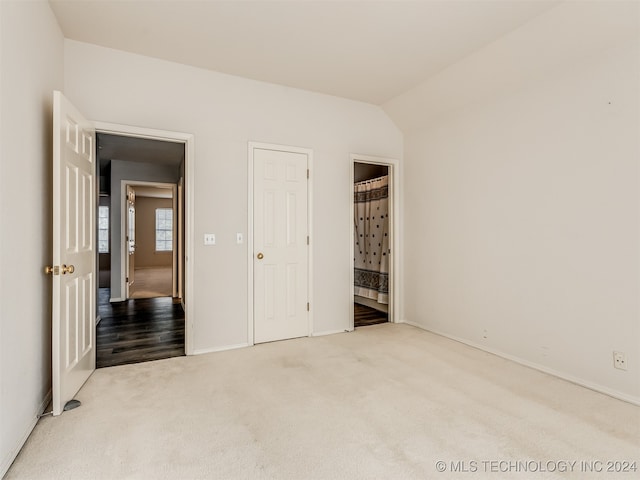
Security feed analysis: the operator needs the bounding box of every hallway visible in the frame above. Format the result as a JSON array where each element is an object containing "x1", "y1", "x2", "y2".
[
  {"x1": 129, "y1": 266, "x2": 173, "y2": 299},
  {"x1": 97, "y1": 289, "x2": 185, "y2": 368}
]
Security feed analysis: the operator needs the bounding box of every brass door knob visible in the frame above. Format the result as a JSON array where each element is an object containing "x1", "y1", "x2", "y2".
[
  {"x1": 45, "y1": 265, "x2": 55, "y2": 275},
  {"x1": 61, "y1": 264, "x2": 75, "y2": 275},
  {"x1": 256, "y1": 253, "x2": 264, "y2": 260}
]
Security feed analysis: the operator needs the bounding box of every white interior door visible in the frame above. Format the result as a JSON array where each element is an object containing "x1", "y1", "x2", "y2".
[
  {"x1": 254, "y1": 148, "x2": 309, "y2": 343},
  {"x1": 51, "y1": 91, "x2": 96, "y2": 416},
  {"x1": 125, "y1": 185, "x2": 136, "y2": 298},
  {"x1": 177, "y1": 178, "x2": 184, "y2": 300}
]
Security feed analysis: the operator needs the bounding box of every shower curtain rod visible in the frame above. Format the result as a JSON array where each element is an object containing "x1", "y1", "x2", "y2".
[{"x1": 355, "y1": 174, "x2": 388, "y2": 185}]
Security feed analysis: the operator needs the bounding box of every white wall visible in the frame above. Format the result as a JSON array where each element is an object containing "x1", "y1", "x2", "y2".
[
  {"x1": 64, "y1": 40, "x2": 403, "y2": 351},
  {"x1": 385, "y1": 2, "x2": 639, "y2": 403},
  {"x1": 0, "y1": 1, "x2": 64, "y2": 476}
]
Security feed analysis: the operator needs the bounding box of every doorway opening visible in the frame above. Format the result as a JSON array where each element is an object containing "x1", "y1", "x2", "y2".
[
  {"x1": 95, "y1": 130, "x2": 189, "y2": 367},
  {"x1": 351, "y1": 155, "x2": 399, "y2": 329},
  {"x1": 122, "y1": 181, "x2": 177, "y2": 300}
]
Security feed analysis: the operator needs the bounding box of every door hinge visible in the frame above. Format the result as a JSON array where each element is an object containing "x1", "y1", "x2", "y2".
[
  {"x1": 307, "y1": 236, "x2": 309, "y2": 245},
  {"x1": 307, "y1": 302, "x2": 310, "y2": 311},
  {"x1": 307, "y1": 169, "x2": 309, "y2": 179}
]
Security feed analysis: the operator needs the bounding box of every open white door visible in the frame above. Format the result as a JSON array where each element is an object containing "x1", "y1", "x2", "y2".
[
  {"x1": 50, "y1": 91, "x2": 96, "y2": 416},
  {"x1": 177, "y1": 178, "x2": 184, "y2": 300},
  {"x1": 253, "y1": 147, "x2": 309, "y2": 343},
  {"x1": 125, "y1": 185, "x2": 136, "y2": 298}
]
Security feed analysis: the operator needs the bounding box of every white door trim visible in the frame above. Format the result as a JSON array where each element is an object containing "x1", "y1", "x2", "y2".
[
  {"x1": 94, "y1": 122, "x2": 195, "y2": 355},
  {"x1": 247, "y1": 142, "x2": 314, "y2": 346},
  {"x1": 350, "y1": 154, "x2": 402, "y2": 330},
  {"x1": 119, "y1": 180, "x2": 177, "y2": 300}
]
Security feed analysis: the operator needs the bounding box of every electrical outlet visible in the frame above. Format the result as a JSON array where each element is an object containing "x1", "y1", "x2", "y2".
[
  {"x1": 613, "y1": 351, "x2": 627, "y2": 371},
  {"x1": 204, "y1": 233, "x2": 216, "y2": 245}
]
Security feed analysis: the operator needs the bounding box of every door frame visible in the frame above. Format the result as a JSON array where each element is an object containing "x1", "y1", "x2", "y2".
[
  {"x1": 247, "y1": 142, "x2": 314, "y2": 346},
  {"x1": 350, "y1": 154, "x2": 401, "y2": 330},
  {"x1": 120, "y1": 180, "x2": 178, "y2": 299},
  {"x1": 94, "y1": 121, "x2": 195, "y2": 355}
]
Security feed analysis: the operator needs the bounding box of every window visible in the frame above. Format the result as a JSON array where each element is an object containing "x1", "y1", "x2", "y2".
[
  {"x1": 98, "y1": 206, "x2": 109, "y2": 253},
  {"x1": 155, "y1": 208, "x2": 173, "y2": 252}
]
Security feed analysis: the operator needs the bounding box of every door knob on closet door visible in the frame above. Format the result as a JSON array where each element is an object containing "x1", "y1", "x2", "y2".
[{"x1": 256, "y1": 253, "x2": 264, "y2": 260}]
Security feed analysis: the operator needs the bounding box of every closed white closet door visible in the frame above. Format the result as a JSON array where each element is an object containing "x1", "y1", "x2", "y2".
[{"x1": 253, "y1": 147, "x2": 309, "y2": 343}]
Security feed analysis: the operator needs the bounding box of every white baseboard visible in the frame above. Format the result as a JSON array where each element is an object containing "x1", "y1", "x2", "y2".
[
  {"x1": 192, "y1": 329, "x2": 356, "y2": 354},
  {"x1": 312, "y1": 329, "x2": 349, "y2": 337},
  {"x1": 192, "y1": 343, "x2": 249, "y2": 355},
  {"x1": 404, "y1": 320, "x2": 640, "y2": 406},
  {"x1": 0, "y1": 389, "x2": 52, "y2": 478},
  {"x1": 398, "y1": 319, "x2": 422, "y2": 328},
  {"x1": 109, "y1": 297, "x2": 125, "y2": 302}
]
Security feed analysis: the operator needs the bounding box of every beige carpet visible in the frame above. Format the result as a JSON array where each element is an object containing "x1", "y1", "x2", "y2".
[
  {"x1": 7, "y1": 324, "x2": 639, "y2": 479},
  {"x1": 130, "y1": 266, "x2": 172, "y2": 299}
]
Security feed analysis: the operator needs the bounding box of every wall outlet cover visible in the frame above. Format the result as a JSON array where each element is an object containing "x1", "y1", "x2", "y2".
[{"x1": 613, "y1": 351, "x2": 627, "y2": 371}]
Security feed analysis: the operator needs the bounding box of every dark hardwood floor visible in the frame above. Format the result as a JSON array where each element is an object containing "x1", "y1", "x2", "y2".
[
  {"x1": 97, "y1": 288, "x2": 185, "y2": 368},
  {"x1": 354, "y1": 303, "x2": 388, "y2": 327}
]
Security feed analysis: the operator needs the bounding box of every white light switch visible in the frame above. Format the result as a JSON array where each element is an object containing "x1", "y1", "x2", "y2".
[
  {"x1": 204, "y1": 233, "x2": 216, "y2": 245},
  {"x1": 236, "y1": 233, "x2": 243, "y2": 244}
]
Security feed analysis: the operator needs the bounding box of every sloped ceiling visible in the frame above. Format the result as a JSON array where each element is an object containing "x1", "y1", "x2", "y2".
[
  {"x1": 49, "y1": 0, "x2": 559, "y2": 105},
  {"x1": 383, "y1": 1, "x2": 640, "y2": 132}
]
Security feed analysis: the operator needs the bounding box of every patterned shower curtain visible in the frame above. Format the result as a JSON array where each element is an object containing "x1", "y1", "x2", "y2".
[{"x1": 354, "y1": 175, "x2": 389, "y2": 304}]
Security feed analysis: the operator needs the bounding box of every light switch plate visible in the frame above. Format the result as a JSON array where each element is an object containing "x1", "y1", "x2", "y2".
[{"x1": 204, "y1": 233, "x2": 216, "y2": 245}]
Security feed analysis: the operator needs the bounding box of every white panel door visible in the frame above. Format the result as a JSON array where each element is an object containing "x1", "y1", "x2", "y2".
[
  {"x1": 254, "y1": 148, "x2": 308, "y2": 343},
  {"x1": 51, "y1": 91, "x2": 96, "y2": 416},
  {"x1": 125, "y1": 185, "x2": 136, "y2": 298}
]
